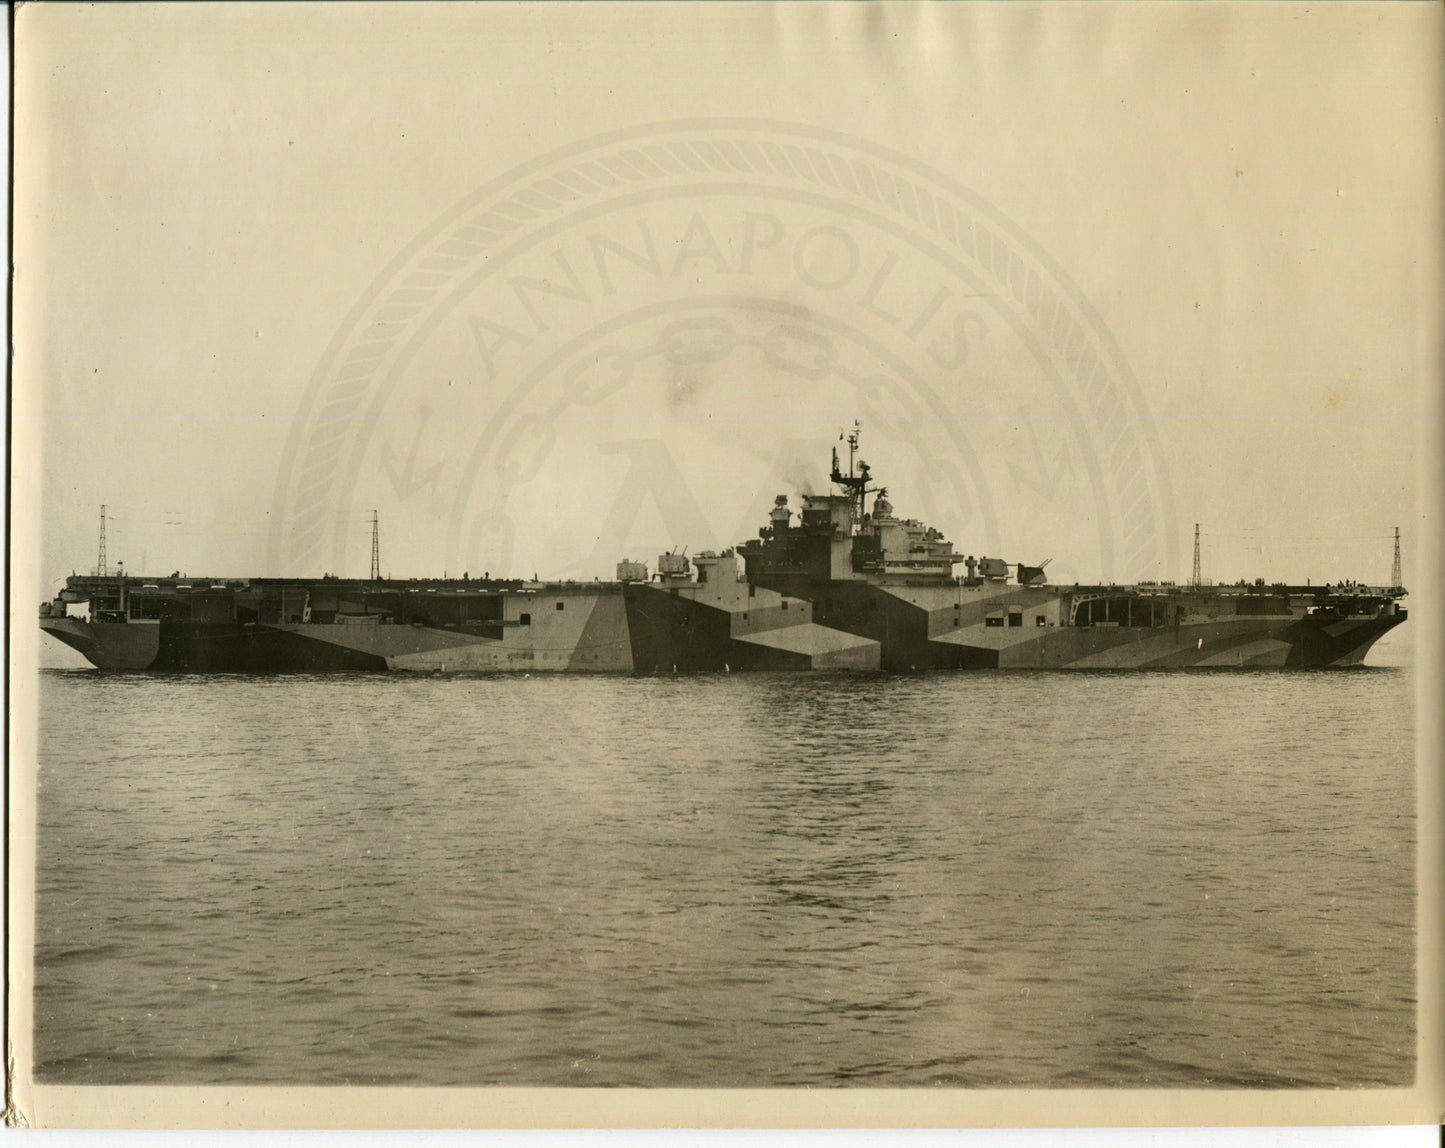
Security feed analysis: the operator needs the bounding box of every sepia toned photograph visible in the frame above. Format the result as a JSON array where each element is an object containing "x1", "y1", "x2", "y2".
[{"x1": 7, "y1": 1, "x2": 1442, "y2": 1131}]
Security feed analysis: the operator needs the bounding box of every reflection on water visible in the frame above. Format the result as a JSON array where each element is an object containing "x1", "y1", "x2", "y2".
[{"x1": 32, "y1": 668, "x2": 1414, "y2": 1086}]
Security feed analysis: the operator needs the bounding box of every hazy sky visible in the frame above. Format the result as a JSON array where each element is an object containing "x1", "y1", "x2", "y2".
[{"x1": 15, "y1": 3, "x2": 1442, "y2": 603}]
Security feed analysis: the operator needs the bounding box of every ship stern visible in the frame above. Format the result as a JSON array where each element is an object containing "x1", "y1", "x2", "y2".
[{"x1": 39, "y1": 612, "x2": 161, "y2": 670}]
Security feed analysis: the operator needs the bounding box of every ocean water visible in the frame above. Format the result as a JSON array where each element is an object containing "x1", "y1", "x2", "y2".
[{"x1": 30, "y1": 663, "x2": 1415, "y2": 1088}]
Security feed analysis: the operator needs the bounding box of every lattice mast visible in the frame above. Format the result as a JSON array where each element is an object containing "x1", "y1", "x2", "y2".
[
  {"x1": 1191, "y1": 523, "x2": 1201, "y2": 588},
  {"x1": 97, "y1": 504, "x2": 107, "y2": 577},
  {"x1": 1391, "y1": 526, "x2": 1402, "y2": 590},
  {"x1": 370, "y1": 510, "x2": 381, "y2": 581}
]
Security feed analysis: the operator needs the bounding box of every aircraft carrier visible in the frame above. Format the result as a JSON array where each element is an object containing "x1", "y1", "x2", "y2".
[{"x1": 40, "y1": 430, "x2": 1407, "y2": 672}]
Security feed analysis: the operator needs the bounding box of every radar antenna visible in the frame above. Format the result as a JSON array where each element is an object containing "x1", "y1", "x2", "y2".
[{"x1": 830, "y1": 420, "x2": 876, "y2": 523}]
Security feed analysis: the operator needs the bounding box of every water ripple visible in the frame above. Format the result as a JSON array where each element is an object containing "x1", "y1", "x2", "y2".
[{"x1": 32, "y1": 668, "x2": 1415, "y2": 1087}]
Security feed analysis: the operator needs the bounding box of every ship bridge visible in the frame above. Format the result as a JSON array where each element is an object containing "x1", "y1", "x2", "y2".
[{"x1": 738, "y1": 427, "x2": 964, "y2": 589}]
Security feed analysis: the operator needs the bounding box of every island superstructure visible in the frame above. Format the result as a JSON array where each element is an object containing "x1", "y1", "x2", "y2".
[{"x1": 41, "y1": 428, "x2": 1407, "y2": 672}]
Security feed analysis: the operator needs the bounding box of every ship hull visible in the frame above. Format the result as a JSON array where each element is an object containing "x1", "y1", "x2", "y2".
[{"x1": 41, "y1": 578, "x2": 1406, "y2": 673}]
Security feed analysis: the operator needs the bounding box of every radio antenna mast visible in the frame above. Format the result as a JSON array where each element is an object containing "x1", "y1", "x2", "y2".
[
  {"x1": 1191, "y1": 523, "x2": 1201, "y2": 588},
  {"x1": 97, "y1": 504, "x2": 107, "y2": 577},
  {"x1": 370, "y1": 510, "x2": 381, "y2": 581},
  {"x1": 1391, "y1": 526, "x2": 1401, "y2": 590}
]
